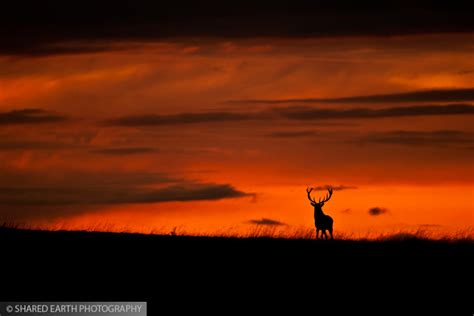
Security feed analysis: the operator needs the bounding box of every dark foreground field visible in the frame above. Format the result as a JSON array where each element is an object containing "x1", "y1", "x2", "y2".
[{"x1": 1, "y1": 227, "x2": 472, "y2": 313}]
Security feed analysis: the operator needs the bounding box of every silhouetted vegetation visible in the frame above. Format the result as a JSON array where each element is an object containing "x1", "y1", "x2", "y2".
[{"x1": 2, "y1": 226, "x2": 471, "y2": 312}]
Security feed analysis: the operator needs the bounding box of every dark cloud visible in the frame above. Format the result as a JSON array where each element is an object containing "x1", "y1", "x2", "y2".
[
  {"x1": 0, "y1": 140, "x2": 72, "y2": 150},
  {"x1": 368, "y1": 207, "x2": 388, "y2": 216},
  {"x1": 0, "y1": 183, "x2": 249, "y2": 206},
  {"x1": 106, "y1": 111, "x2": 255, "y2": 126},
  {"x1": 312, "y1": 185, "x2": 357, "y2": 191},
  {"x1": 107, "y1": 104, "x2": 474, "y2": 127},
  {"x1": 360, "y1": 130, "x2": 474, "y2": 147},
  {"x1": 143, "y1": 184, "x2": 252, "y2": 203},
  {"x1": 458, "y1": 70, "x2": 474, "y2": 75},
  {"x1": 90, "y1": 147, "x2": 157, "y2": 155},
  {"x1": 276, "y1": 104, "x2": 474, "y2": 120},
  {"x1": 0, "y1": 182, "x2": 250, "y2": 206},
  {"x1": 247, "y1": 218, "x2": 286, "y2": 226},
  {"x1": 267, "y1": 130, "x2": 319, "y2": 138},
  {"x1": 230, "y1": 88, "x2": 474, "y2": 104},
  {"x1": 0, "y1": 170, "x2": 252, "y2": 219},
  {"x1": 1, "y1": 1, "x2": 473, "y2": 56},
  {"x1": 0, "y1": 109, "x2": 67, "y2": 125}
]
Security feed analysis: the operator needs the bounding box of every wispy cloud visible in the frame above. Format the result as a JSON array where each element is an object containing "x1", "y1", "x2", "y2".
[
  {"x1": 106, "y1": 104, "x2": 474, "y2": 127},
  {"x1": 275, "y1": 104, "x2": 474, "y2": 120},
  {"x1": 105, "y1": 111, "x2": 255, "y2": 126},
  {"x1": 90, "y1": 147, "x2": 157, "y2": 155},
  {"x1": 0, "y1": 140, "x2": 73, "y2": 150},
  {"x1": 311, "y1": 185, "x2": 357, "y2": 191},
  {"x1": 229, "y1": 88, "x2": 474, "y2": 104},
  {"x1": 267, "y1": 130, "x2": 320, "y2": 138},
  {"x1": 360, "y1": 130, "x2": 474, "y2": 147},
  {"x1": 0, "y1": 109, "x2": 67, "y2": 125},
  {"x1": 247, "y1": 218, "x2": 286, "y2": 226}
]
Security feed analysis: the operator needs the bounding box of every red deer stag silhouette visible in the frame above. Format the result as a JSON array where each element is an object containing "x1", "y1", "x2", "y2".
[{"x1": 306, "y1": 187, "x2": 334, "y2": 240}]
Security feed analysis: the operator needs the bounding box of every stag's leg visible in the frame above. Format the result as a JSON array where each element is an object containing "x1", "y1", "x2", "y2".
[
  {"x1": 322, "y1": 230, "x2": 327, "y2": 239},
  {"x1": 316, "y1": 228, "x2": 320, "y2": 240},
  {"x1": 329, "y1": 227, "x2": 333, "y2": 240}
]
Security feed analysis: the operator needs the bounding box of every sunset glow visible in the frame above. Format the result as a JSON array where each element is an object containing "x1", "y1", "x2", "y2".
[{"x1": 1, "y1": 7, "x2": 473, "y2": 238}]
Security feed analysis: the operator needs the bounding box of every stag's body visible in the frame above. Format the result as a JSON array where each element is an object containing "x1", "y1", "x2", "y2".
[
  {"x1": 314, "y1": 205, "x2": 333, "y2": 240},
  {"x1": 307, "y1": 187, "x2": 334, "y2": 240}
]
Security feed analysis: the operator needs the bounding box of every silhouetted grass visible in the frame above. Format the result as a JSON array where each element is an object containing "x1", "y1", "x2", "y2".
[
  {"x1": 2, "y1": 221, "x2": 472, "y2": 311},
  {"x1": 1, "y1": 221, "x2": 472, "y2": 242}
]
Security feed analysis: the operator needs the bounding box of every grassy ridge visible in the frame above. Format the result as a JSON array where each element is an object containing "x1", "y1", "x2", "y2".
[{"x1": 1, "y1": 226, "x2": 472, "y2": 311}]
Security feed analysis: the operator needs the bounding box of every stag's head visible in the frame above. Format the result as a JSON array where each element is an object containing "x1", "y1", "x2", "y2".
[{"x1": 306, "y1": 187, "x2": 333, "y2": 209}]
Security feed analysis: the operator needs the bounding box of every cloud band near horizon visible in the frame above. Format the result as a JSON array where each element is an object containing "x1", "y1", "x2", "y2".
[
  {"x1": 228, "y1": 88, "x2": 474, "y2": 105},
  {"x1": 2, "y1": 103, "x2": 473, "y2": 128},
  {"x1": 105, "y1": 104, "x2": 474, "y2": 126}
]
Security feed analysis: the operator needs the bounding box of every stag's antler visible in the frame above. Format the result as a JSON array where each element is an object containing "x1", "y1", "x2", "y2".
[
  {"x1": 306, "y1": 187, "x2": 316, "y2": 203},
  {"x1": 320, "y1": 187, "x2": 333, "y2": 204},
  {"x1": 308, "y1": 186, "x2": 333, "y2": 205}
]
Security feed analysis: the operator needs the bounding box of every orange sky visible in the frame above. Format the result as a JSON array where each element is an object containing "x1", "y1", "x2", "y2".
[{"x1": 0, "y1": 34, "x2": 473, "y2": 237}]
